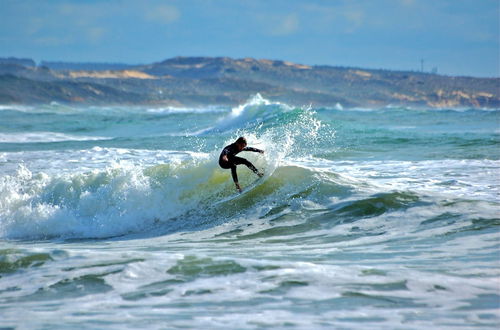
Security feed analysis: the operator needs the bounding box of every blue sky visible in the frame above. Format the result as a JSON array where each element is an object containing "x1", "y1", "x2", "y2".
[{"x1": 1, "y1": 0, "x2": 498, "y2": 77}]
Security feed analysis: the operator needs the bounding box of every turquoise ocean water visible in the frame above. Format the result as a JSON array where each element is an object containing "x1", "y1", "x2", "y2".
[{"x1": 0, "y1": 95, "x2": 499, "y2": 328}]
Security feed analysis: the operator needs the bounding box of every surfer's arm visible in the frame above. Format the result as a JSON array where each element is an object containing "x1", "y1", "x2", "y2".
[{"x1": 243, "y1": 147, "x2": 264, "y2": 154}]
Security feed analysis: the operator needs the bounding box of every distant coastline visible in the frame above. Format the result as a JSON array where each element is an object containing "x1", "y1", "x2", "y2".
[{"x1": 1, "y1": 56, "x2": 498, "y2": 108}]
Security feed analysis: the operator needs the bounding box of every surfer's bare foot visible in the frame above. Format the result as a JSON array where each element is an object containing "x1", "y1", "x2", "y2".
[{"x1": 257, "y1": 172, "x2": 264, "y2": 177}]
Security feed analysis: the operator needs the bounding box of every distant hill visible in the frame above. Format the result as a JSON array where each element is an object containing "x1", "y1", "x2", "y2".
[
  {"x1": 0, "y1": 57, "x2": 36, "y2": 67},
  {"x1": 0, "y1": 74, "x2": 146, "y2": 104},
  {"x1": 0, "y1": 56, "x2": 498, "y2": 108},
  {"x1": 40, "y1": 61, "x2": 137, "y2": 71}
]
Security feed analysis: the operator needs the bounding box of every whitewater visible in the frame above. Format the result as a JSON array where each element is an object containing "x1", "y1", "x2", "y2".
[{"x1": 0, "y1": 95, "x2": 499, "y2": 329}]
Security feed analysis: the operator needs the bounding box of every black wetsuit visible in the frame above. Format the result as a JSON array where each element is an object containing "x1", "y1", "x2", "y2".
[{"x1": 219, "y1": 143, "x2": 262, "y2": 184}]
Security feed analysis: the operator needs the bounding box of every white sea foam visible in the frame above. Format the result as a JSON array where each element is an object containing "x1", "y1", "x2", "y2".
[
  {"x1": 0, "y1": 148, "x2": 207, "y2": 176},
  {"x1": 0, "y1": 104, "x2": 34, "y2": 112},
  {"x1": 146, "y1": 106, "x2": 228, "y2": 114},
  {"x1": 326, "y1": 105, "x2": 500, "y2": 112},
  {"x1": 0, "y1": 132, "x2": 112, "y2": 143},
  {"x1": 292, "y1": 157, "x2": 500, "y2": 202}
]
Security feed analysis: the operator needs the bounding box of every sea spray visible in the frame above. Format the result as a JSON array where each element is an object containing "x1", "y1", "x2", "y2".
[{"x1": 217, "y1": 94, "x2": 333, "y2": 160}]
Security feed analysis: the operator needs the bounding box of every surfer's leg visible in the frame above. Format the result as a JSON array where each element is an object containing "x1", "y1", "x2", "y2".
[
  {"x1": 230, "y1": 165, "x2": 243, "y2": 192},
  {"x1": 233, "y1": 156, "x2": 262, "y2": 176},
  {"x1": 230, "y1": 165, "x2": 238, "y2": 183}
]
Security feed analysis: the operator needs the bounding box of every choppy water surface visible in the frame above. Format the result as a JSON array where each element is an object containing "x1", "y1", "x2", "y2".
[{"x1": 0, "y1": 96, "x2": 499, "y2": 328}]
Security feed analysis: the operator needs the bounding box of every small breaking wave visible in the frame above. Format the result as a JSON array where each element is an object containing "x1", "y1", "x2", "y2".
[{"x1": 146, "y1": 106, "x2": 228, "y2": 114}]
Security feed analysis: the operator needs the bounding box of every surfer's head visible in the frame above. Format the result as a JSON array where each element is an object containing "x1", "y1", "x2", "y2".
[{"x1": 235, "y1": 136, "x2": 247, "y2": 150}]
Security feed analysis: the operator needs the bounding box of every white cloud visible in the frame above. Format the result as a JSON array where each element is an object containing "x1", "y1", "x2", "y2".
[
  {"x1": 343, "y1": 9, "x2": 365, "y2": 33},
  {"x1": 145, "y1": 5, "x2": 180, "y2": 24},
  {"x1": 86, "y1": 27, "x2": 106, "y2": 43},
  {"x1": 271, "y1": 14, "x2": 299, "y2": 36},
  {"x1": 57, "y1": 2, "x2": 105, "y2": 19},
  {"x1": 301, "y1": 3, "x2": 365, "y2": 34},
  {"x1": 34, "y1": 36, "x2": 72, "y2": 46},
  {"x1": 25, "y1": 18, "x2": 44, "y2": 35},
  {"x1": 400, "y1": 0, "x2": 416, "y2": 6}
]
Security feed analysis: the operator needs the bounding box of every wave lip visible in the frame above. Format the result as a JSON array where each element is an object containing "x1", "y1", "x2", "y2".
[{"x1": 203, "y1": 93, "x2": 294, "y2": 134}]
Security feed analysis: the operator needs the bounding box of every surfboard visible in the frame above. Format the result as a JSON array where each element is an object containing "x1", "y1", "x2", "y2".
[{"x1": 214, "y1": 170, "x2": 271, "y2": 206}]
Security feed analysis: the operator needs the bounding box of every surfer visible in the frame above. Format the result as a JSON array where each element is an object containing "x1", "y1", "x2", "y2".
[{"x1": 219, "y1": 137, "x2": 264, "y2": 192}]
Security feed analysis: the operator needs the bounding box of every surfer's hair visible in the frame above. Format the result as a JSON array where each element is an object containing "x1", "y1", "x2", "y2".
[{"x1": 236, "y1": 137, "x2": 247, "y2": 145}]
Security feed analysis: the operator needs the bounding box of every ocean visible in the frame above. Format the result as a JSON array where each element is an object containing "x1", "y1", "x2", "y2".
[{"x1": 0, "y1": 94, "x2": 499, "y2": 329}]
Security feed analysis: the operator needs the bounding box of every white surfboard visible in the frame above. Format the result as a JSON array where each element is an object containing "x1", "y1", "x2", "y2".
[{"x1": 213, "y1": 169, "x2": 273, "y2": 206}]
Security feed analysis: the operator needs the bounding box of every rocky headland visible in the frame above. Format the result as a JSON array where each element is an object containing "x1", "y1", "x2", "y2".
[{"x1": 0, "y1": 56, "x2": 498, "y2": 108}]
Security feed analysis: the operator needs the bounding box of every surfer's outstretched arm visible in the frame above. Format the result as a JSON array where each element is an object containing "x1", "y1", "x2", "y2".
[{"x1": 243, "y1": 147, "x2": 264, "y2": 154}]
